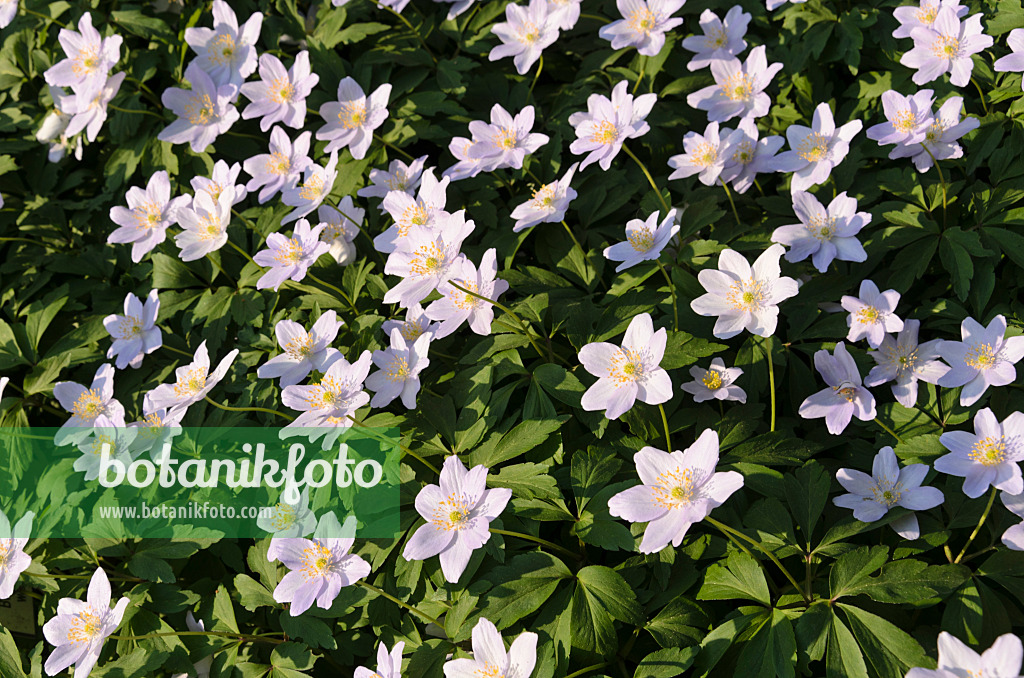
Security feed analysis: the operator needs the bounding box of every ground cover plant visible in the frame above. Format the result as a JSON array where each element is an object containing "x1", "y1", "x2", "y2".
[{"x1": 3, "y1": 0, "x2": 1024, "y2": 676}]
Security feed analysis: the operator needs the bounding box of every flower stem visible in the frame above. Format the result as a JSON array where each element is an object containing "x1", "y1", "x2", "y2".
[
  {"x1": 655, "y1": 259, "x2": 678, "y2": 331},
  {"x1": 374, "y1": 134, "x2": 417, "y2": 162},
  {"x1": 111, "y1": 631, "x2": 284, "y2": 645},
  {"x1": 306, "y1": 271, "x2": 359, "y2": 314},
  {"x1": 633, "y1": 56, "x2": 646, "y2": 95},
  {"x1": 28, "y1": 571, "x2": 142, "y2": 582},
  {"x1": 657, "y1": 403, "x2": 672, "y2": 451},
  {"x1": 489, "y1": 528, "x2": 579, "y2": 560},
  {"x1": 448, "y1": 282, "x2": 551, "y2": 363},
  {"x1": 203, "y1": 396, "x2": 295, "y2": 422},
  {"x1": 579, "y1": 13, "x2": 610, "y2": 23},
  {"x1": 765, "y1": 337, "x2": 776, "y2": 432},
  {"x1": 107, "y1": 104, "x2": 164, "y2": 120},
  {"x1": 359, "y1": 581, "x2": 445, "y2": 628},
  {"x1": 705, "y1": 516, "x2": 811, "y2": 605},
  {"x1": 161, "y1": 343, "x2": 194, "y2": 359},
  {"x1": 873, "y1": 417, "x2": 904, "y2": 445},
  {"x1": 21, "y1": 7, "x2": 67, "y2": 28},
  {"x1": 954, "y1": 487, "x2": 997, "y2": 564},
  {"x1": 224, "y1": 234, "x2": 256, "y2": 265},
  {"x1": 720, "y1": 179, "x2": 741, "y2": 226},
  {"x1": 622, "y1": 144, "x2": 671, "y2": 217},
  {"x1": 0, "y1": 236, "x2": 46, "y2": 246},
  {"x1": 346, "y1": 415, "x2": 440, "y2": 475},
  {"x1": 378, "y1": 4, "x2": 437, "y2": 63},
  {"x1": 971, "y1": 77, "x2": 990, "y2": 116},
  {"x1": 567, "y1": 664, "x2": 610, "y2": 678},
  {"x1": 920, "y1": 145, "x2": 948, "y2": 228},
  {"x1": 529, "y1": 55, "x2": 543, "y2": 99}
]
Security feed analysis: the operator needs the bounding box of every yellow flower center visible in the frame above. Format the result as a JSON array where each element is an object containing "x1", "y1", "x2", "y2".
[
  {"x1": 298, "y1": 174, "x2": 326, "y2": 202},
  {"x1": 301, "y1": 541, "x2": 335, "y2": 579},
  {"x1": 856, "y1": 307, "x2": 881, "y2": 324},
  {"x1": 337, "y1": 101, "x2": 367, "y2": 129},
  {"x1": 652, "y1": 468, "x2": 699, "y2": 507},
  {"x1": 969, "y1": 437, "x2": 1007, "y2": 466},
  {"x1": 589, "y1": 120, "x2": 619, "y2": 146},
  {"x1": 702, "y1": 370, "x2": 723, "y2": 390},
  {"x1": 965, "y1": 343, "x2": 998, "y2": 369},
  {"x1": 266, "y1": 152, "x2": 291, "y2": 176},
  {"x1": 208, "y1": 33, "x2": 236, "y2": 65},
  {"x1": 726, "y1": 278, "x2": 766, "y2": 311},
  {"x1": 798, "y1": 133, "x2": 832, "y2": 162},
  {"x1": 174, "y1": 367, "x2": 208, "y2": 397},
  {"x1": 627, "y1": 227, "x2": 655, "y2": 253},
  {"x1": 386, "y1": 356, "x2": 411, "y2": 381},
  {"x1": 269, "y1": 78, "x2": 295, "y2": 104},
  {"x1": 185, "y1": 93, "x2": 216, "y2": 126},
  {"x1": 67, "y1": 610, "x2": 103, "y2": 644},
  {"x1": 284, "y1": 336, "x2": 314, "y2": 359},
  {"x1": 72, "y1": 389, "x2": 105, "y2": 420},
  {"x1": 628, "y1": 7, "x2": 656, "y2": 32}
]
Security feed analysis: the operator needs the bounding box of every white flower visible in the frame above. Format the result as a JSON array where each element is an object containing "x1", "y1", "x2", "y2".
[
  {"x1": 771, "y1": 191, "x2": 869, "y2": 273},
  {"x1": 104, "y1": 290, "x2": 162, "y2": 370},
  {"x1": 510, "y1": 162, "x2": 578, "y2": 232},
  {"x1": 604, "y1": 209, "x2": 679, "y2": 272},
  {"x1": 680, "y1": 358, "x2": 746, "y2": 403},
  {"x1": 841, "y1": 280, "x2": 904, "y2": 348},
  {"x1": 144, "y1": 340, "x2": 239, "y2": 414},
  {"x1": 365, "y1": 328, "x2": 431, "y2": 409}
]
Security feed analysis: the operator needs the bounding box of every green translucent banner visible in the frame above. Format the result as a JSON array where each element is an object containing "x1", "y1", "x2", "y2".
[{"x1": 0, "y1": 426, "x2": 401, "y2": 539}]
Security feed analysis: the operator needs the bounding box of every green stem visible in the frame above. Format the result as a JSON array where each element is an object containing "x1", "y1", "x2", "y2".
[
  {"x1": 203, "y1": 396, "x2": 295, "y2": 422},
  {"x1": 346, "y1": 415, "x2": 440, "y2": 475},
  {"x1": 111, "y1": 631, "x2": 284, "y2": 645},
  {"x1": 954, "y1": 487, "x2": 997, "y2": 564},
  {"x1": 107, "y1": 104, "x2": 164, "y2": 120},
  {"x1": 705, "y1": 516, "x2": 811, "y2": 605},
  {"x1": 566, "y1": 664, "x2": 609, "y2": 678},
  {"x1": 359, "y1": 581, "x2": 445, "y2": 628},
  {"x1": 633, "y1": 56, "x2": 646, "y2": 95},
  {"x1": 378, "y1": 4, "x2": 437, "y2": 63},
  {"x1": 873, "y1": 417, "x2": 904, "y2": 445},
  {"x1": 921, "y1": 145, "x2": 947, "y2": 228},
  {"x1": 162, "y1": 343, "x2": 194, "y2": 359},
  {"x1": 655, "y1": 260, "x2": 678, "y2": 331},
  {"x1": 621, "y1": 144, "x2": 671, "y2": 216},
  {"x1": 305, "y1": 272, "x2": 359, "y2": 314},
  {"x1": 224, "y1": 235, "x2": 256, "y2": 265},
  {"x1": 21, "y1": 6, "x2": 68, "y2": 28},
  {"x1": 971, "y1": 77, "x2": 990, "y2": 116},
  {"x1": 374, "y1": 133, "x2": 417, "y2": 162},
  {"x1": 765, "y1": 337, "x2": 776, "y2": 432},
  {"x1": 0, "y1": 236, "x2": 46, "y2": 246},
  {"x1": 28, "y1": 571, "x2": 141, "y2": 582},
  {"x1": 528, "y1": 55, "x2": 543, "y2": 99},
  {"x1": 720, "y1": 179, "x2": 741, "y2": 226},
  {"x1": 489, "y1": 528, "x2": 579, "y2": 560},
  {"x1": 449, "y1": 282, "x2": 550, "y2": 363},
  {"x1": 657, "y1": 403, "x2": 672, "y2": 451},
  {"x1": 579, "y1": 13, "x2": 610, "y2": 23}
]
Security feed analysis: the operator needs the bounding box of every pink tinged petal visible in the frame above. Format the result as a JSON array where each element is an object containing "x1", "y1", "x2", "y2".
[
  {"x1": 717, "y1": 248, "x2": 752, "y2": 279},
  {"x1": 471, "y1": 618, "x2": 507, "y2": 668},
  {"x1": 639, "y1": 510, "x2": 691, "y2": 553},
  {"x1": 825, "y1": 402, "x2": 855, "y2": 434},
  {"x1": 608, "y1": 485, "x2": 668, "y2": 523},
  {"x1": 890, "y1": 513, "x2": 921, "y2": 540},
  {"x1": 938, "y1": 632, "x2": 983, "y2": 672},
  {"x1": 634, "y1": 446, "x2": 679, "y2": 485},
  {"x1": 403, "y1": 522, "x2": 453, "y2": 560},
  {"x1": 507, "y1": 632, "x2": 539, "y2": 676},
  {"x1": 836, "y1": 468, "x2": 876, "y2": 496},
  {"x1": 581, "y1": 378, "x2": 638, "y2": 420},
  {"x1": 1002, "y1": 522, "x2": 1024, "y2": 550},
  {"x1": 636, "y1": 368, "x2": 672, "y2": 406},
  {"x1": 898, "y1": 486, "x2": 944, "y2": 511},
  {"x1": 438, "y1": 532, "x2": 477, "y2": 582}
]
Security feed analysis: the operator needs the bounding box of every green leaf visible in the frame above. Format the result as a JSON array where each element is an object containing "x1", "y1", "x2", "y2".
[
  {"x1": 735, "y1": 610, "x2": 797, "y2": 678},
  {"x1": 645, "y1": 596, "x2": 709, "y2": 649},
  {"x1": 488, "y1": 462, "x2": 562, "y2": 500},
  {"x1": 234, "y1": 574, "x2": 277, "y2": 611},
  {"x1": 633, "y1": 646, "x2": 699, "y2": 677},
  {"x1": 839, "y1": 604, "x2": 932, "y2": 678},
  {"x1": 477, "y1": 552, "x2": 572, "y2": 630},
  {"x1": 785, "y1": 461, "x2": 831, "y2": 547},
  {"x1": 571, "y1": 447, "x2": 622, "y2": 513},
  {"x1": 697, "y1": 552, "x2": 771, "y2": 606},
  {"x1": 826, "y1": 614, "x2": 869, "y2": 678},
  {"x1": 0, "y1": 628, "x2": 26, "y2": 678},
  {"x1": 469, "y1": 416, "x2": 568, "y2": 467},
  {"x1": 571, "y1": 565, "x2": 642, "y2": 652},
  {"x1": 406, "y1": 639, "x2": 449, "y2": 678},
  {"x1": 271, "y1": 642, "x2": 315, "y2": 671},
  {"x1": 279, "y1": 615, "x2": 337, "y2": 650}
]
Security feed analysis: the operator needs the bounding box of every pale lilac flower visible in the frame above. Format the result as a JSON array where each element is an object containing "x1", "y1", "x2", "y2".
[
  {"x1": 1000, "y1": 491, "x2": 1024, "y2": 551},
  {"x1": 171, "y1": 613, "x2": 212, "y2": 678},
  {"x1": 444, "y1": 137, "x2": 485, "y2": 181},
  {"x1": 681, "y1": 6, "x2": 750, "y2": 71},
  {"x1": 243, "y1": 127, "x2": 313, "y2": 204},
  {"x1": 548, "y1": 0, "x2": 582, "y2": 29},
  {"x1": 0, "y1": 0, "x2": 17, "y2": 29},
  {"x1": 43, "y1": 568, "x2": 130, "y2": 678},
  {"x1": 426, "y1": 248, "x2": 510, "y2": 339},
  {"x1": 938, "y1": 315, "x2": 1024, "y2": 406},
  {"x1": 773, "y1": 102, "x2": 863, "y2": 192},
  {"x1": 184, "y1": 0, "x2": 262, "y2": 90},
  {"x1": 74, "y1": 416, "x2": 137, "y2": 482},
  {"x1": 489, "y1": 0, "x2": 559, "y2": 75},
  {"x1": 604, "y1": 209, "x2": 679, "y2": 272},
  {"x1": 356, "y1": 642, "x2": 404, "y2": 678},
  {"x1": 240, "y1": 51, "x2": 318, "y2": 131},
  {"x1": 382, "y1": 304, "x2": 440, "y2": 343},
  {"x1": 0, "y1": 510, "x2": 33, "y2": 600},
  {"x1": 318, "y1": 198, "x2": 363, "y2": 265},
  {"x1": 468, "y1": 104, "x2": 550, "y2": 171},
  {"x1": 719, "y1": 118, "x2": 785, "y2": 194},
  {"x1": 365, "y1": 328, "x2": 431, "y2": 409},
  {"x1": 0, "y1": 376, "x2": 7, "y2": 400},
  {"x1": 668, "y1": 122, "x2": 733, "y2": 185},
  {"x1": 271, "y1": 514, "x2": 371, "y2": 616},
  {"x1": 63, "y1": 72, "x2": 126, "y2": 142},
  {"x1": 937, "y1": 408, "x2": 1024, "y2": 498},
  {"x1": 259, "y1": 489, "x2": 317, "y2": 543},
  {"x1": 510, "y1": 163, "x2": 578, "y2": 232},
  {"x1": 995, "y1": 28, "x2": 1024, "y2": 86},
  {"x1": 128, "y1": 407, "x2": 186, "y2": 461},
  {"x1": 383, "y1": 213, "x2": 475, "y2": 308},
  {"x1": 906, "y1": 632, "x2": 1023, "y2": 678},
  {"x1": 569, "y1": 80, "x2": 657, "y2": 171},
  {"x1": 191, "y1": 159, "x2": 247, "y2": 207},
  {"x1": 43, "y1": 13, "x2": 122, "y2": 91},
  {"x1": 281, "y1": 151, "x2": 339, "y2": 225},
  {"x1": 687, "y1": 46, "x2": 783, "y2": 123},
  {"x1": 281, "y1": 351, "x2": 372, "y2": 428},
  {"x1": 53, "y1": 363, "x2": 126, "y2": 445},
  {"x1": 145, "y1": 341, "x2": 239, "y2": 414},
  {"x1": 159, "y1": 61, "x2": 240, "y2": 153},
  {"x1": 599, "y1": 0, "x2": 685, "y2": 57},
  {"x1": 841, "y1": 280, "x2": 904, "y2": 348},
  {"x1": 108, "y1": 170, "x2": 190, "y2": 262},
  {"x1": 104, "y1": 291, "x2": 162, "y2": 370},
  {"x1": 377, "y1": 169, "x2": 451, "y2": 253},
  {"x1": 258, "y1": 311, "x2": 344, "y2": 387},
  {"x1": 865, "y1": 319, "x2": 949, "y2": 408},
  {"x1": 174, "y1": 190, "x2": 232, "y2": 262},
  {"x1": 254, "y1": 219, "x2": 330, "y2": 291},
  {"x1": 403, "y1": 455, "x2": 512, "y2": 583},
  {"x1": 890, "y1": 96, "x2": 978, "y2": 172},
  {"x1": 607, "y1": 429, "x2": 743, "y2": 553},
  {"x1": 766, "y1": 0, "x2": 806, "y2": 9},
  {"x1": 834, "y1": 446, "x2": 944, "y2": 540},
  {"x1": 900, "y1": 8, "x2": 992, "y2": 87},
  {"x1": 37, "y1": 88, "x2": 82, "y2": 163},
  {"x1": 443, "y1": 619, "x2": 537, "y2": 678},
  {"x1": 317, "y1": 77, "x2": 391, "y2": 159},
  {"x1": 358, "y1": 155, "x2": 429, "y2": 204},
  {"x1": 433, "y1": 0, "x2": 476, "y2": 21},
  {"x1": 771, "y1": 191, "x2": 869, "y2": 273},
  {"x1": 680, "y1": 358, "x2": 745, "y2": 403},
  {"x1": 798, "y1": 342, "x2": 877, "y2": 435},
  {"x1": 866, "y1": 90, "x2": 935, "y2": 147},
  {"x1": 691, "y1": 244, "x2": 800, "y2": 339},
  {"x1": 893, "y1": 0, "x2": 967, "y2": 39},
  {"x1": 579, "y1": 312, "x2": 672, "y2": 420}
]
